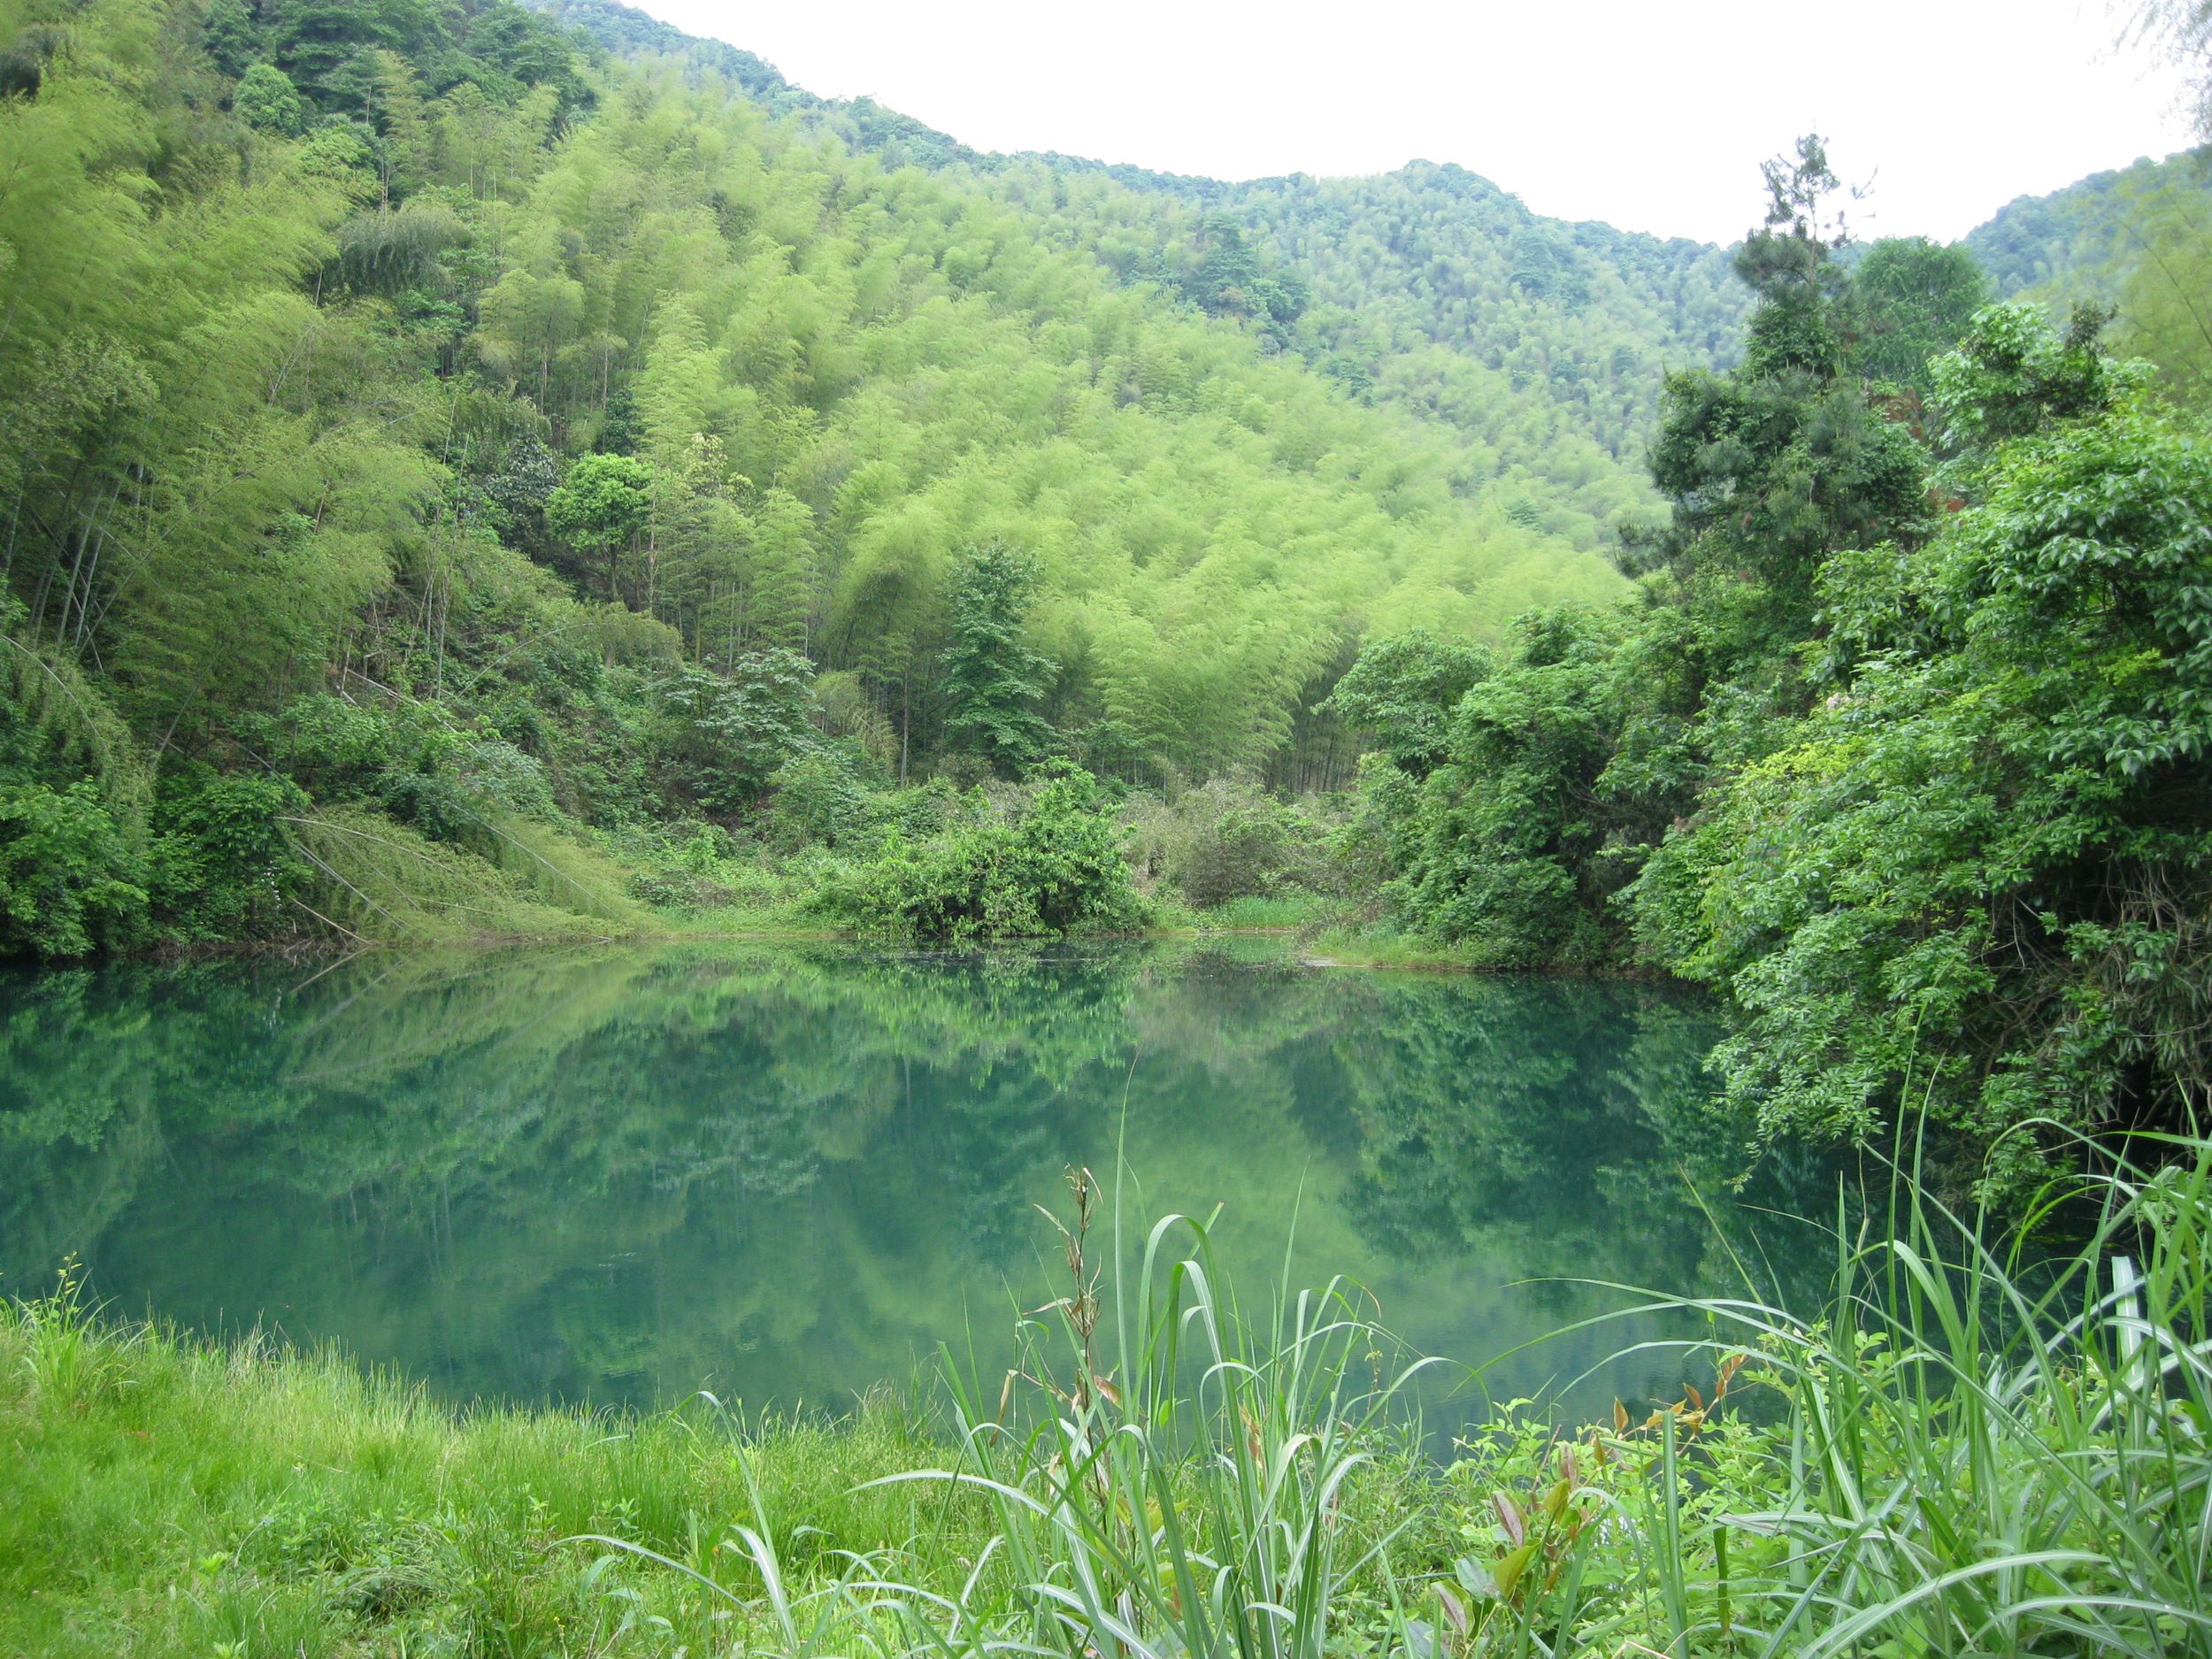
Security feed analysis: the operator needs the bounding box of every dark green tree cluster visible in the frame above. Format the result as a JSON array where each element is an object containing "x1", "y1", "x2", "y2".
[
  {"x1": 1642, "y1": 309, "x2": 2207, "y2": 1188},
  {"x1": 940, "y1": 543, "x2": 1056, "y2": 780},
  {"x1": 1337, "y1": 139, "x2": 2212, "y2": 1181},
  {"x1": 824, "y1": 766, "x2": 1143, "y2": 943}
]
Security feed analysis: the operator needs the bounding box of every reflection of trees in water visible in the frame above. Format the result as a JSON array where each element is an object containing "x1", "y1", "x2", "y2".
[
  {"x1": 1328, "y1": 973, "x2": 1847, "y2": 1314},
  {"x1": 0, "y1": 944, "x2": 1829, "y2": 1405},
  {"x1": 1335, "y1": 979, "x2": 1712, "y2": 1279}
]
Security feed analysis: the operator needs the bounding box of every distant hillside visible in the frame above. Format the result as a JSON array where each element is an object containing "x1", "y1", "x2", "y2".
[
  {"x1": 526, "y1": 0, "x2": 1751, "y2": 544},
  {"x1": 1191, "y1": 165, "x2": 1745, "y2": 515},
  {"x1": 5, "y1": 0, "x2": 1643, "y2": 947},
  {"x1": 1957, "y1": 148, "x2": 2212, "y2": 396},
  {"x1": 1962, "y1": 149, "x2": 2211, "y2": 298}
]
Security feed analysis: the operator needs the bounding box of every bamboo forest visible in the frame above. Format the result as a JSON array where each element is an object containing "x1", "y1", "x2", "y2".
[{"x1": 4, "y1": 0, "x2": 2212, "y2": 1652}]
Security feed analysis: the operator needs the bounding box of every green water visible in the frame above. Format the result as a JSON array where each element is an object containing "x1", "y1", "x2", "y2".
[{"x1": 0, "y1": 940, "x2": 1827, "y2": 1435}]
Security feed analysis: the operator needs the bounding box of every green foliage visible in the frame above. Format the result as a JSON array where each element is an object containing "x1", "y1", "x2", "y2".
[
  {"x1": 1427, "y1": 1135, "x2": 2212, "y2": 1656},
  {"x1": 1317, "y1": 629, "x2": 1492, "y2": 778},
  {"x1": 941, "y1": 542, "x2": 1056, "y2": 779},
  {"x1": 297, "y1": 115, "x2": 380, "y2": 181},
  {"x1": 4, "y1": 0, "x2": 1709, "y2": 959},
  {"x1": 148, "y1": 767, "x2": 311, "y2": 941},
  {"x1": 1316, "y1": 139, "x2": 2207, "y2": 1177},
  {"x1": 288, "y1": 802, "x2": 644, "y2": 943},
  {"x1": 0, "y1": 618, "x2": 157, "y2": 959},
  {"x1": 1852, "y1": 235, "x2": 1991, "y2": 394},
  {"x1": 1083, "y1": 160, "x2": 1750, "y2": 546},
  {"x1": 1640, "y1": 150, "x2": 1932, "y2": 649},
  {"x1": 1165, "y1": 210, "x2": 1310, "y2": 345},
  {"x1": 648, "y1": 649, "x2": 819, "y2": 816},
  {"x1": 1930, "y1": 296, "x2": 2123, "y2": 446},
  {"x1": 760, "y1": 744, "x2": 880, "y2": 850},
  {"x1": 0, "y1": 780, "x2": 150, "y2": 957},
  {"x1": 2100, "y1": 155, "x2": 2212, "y2": 400},
  {"x1": 1124, "y1": 776, "x2": 1344, "y2": 909},
  {"x1": 830, "y1": 767, "x2": 1141, "y2": 941},
  {"x1": 1955, "y1": 150, "x2": 2212, "y2": 401},
  {"x1": 1369, "y1": 609, "x2": 1636, "y2": 968},
  {"x1": 1640, "y1": 309, "x2": 2212, "y2": 1179},
  {"x1": 1333, "y1": 142, "x2": 1979, "y2": 979},
  {"x1": 233, "y1": 62, "x2": 305, "y2": 134},
  {"x1": 251, "y1": 694, "x2": 493, "y2": 841},
  {"x1": 544, "y1": 452, "x2": 653, "y2": 600}
]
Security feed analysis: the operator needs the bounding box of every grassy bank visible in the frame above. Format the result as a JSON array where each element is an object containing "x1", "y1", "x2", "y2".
[{"x1": 6, "y1": 1143, "x2": 2208, "y2": 1658}]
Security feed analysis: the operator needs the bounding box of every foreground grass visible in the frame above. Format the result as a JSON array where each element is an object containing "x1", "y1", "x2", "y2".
[
  {"x1": 0, "y1": 1309, "x2": 972, "y2": 1656},
  {"x1": 7, "y1": 1141, "x2": 2211, "y2": 1658}
]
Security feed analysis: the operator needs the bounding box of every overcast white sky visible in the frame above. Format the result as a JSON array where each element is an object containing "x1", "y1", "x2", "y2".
[{"x1": 631, "y1": 0, "x2": 2195, "y2": 244}]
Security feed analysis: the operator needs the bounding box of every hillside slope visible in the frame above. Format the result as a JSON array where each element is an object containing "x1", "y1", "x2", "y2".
[
  {"x1": 1962, "y1": 151, "x2": 2199, "y2": 296},
  {"x1": 528, "y1": 0, "x2": 1751, "y2": 546},
  {"x1": 0, "y1": 0, "x2": 1641, "y2": 953},
  {"x1": 1961, "y1": 148, "x2": 2212, "y2": 393}
]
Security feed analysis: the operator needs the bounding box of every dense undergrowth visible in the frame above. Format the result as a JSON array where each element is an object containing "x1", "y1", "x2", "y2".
[
  {"x1": 1320, "y1": 148, "x2": 2212, "y2": 1190},
  {"x1": 6, "y1": 1133, "x2": 2208, "y2": 1658}
]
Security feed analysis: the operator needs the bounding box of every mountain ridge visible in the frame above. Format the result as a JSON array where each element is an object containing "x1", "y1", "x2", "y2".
[
  {"x1": 531, "y1": 0, "x2": 2125, "y2": 263},
  {"x1": 524, "y1": 0, "x2": 1750, "y2": 542}
]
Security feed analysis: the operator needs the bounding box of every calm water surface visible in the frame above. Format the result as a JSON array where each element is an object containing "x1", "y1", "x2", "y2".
[{"x1": 0, "y1": 941, "x2": 1832, "y2": 1436}]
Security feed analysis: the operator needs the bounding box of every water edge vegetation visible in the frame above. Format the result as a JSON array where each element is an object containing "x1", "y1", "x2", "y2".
[{"x1": 5, "y1": 1126, "x2": 2210, "y2": 1657}]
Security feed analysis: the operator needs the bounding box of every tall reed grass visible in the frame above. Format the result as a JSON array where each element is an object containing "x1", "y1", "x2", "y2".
[
  {"x1": 9, "y1": 1138, "x2": 2210, "y2": 1657},
  {"x1": 604, "y1": 1139, "x2": 2212, "y2": 1659}
]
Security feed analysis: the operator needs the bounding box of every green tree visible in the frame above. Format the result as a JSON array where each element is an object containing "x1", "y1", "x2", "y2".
[
  {"x1": 1317, "y1": 629, "x2": 1491, "y2": 779},
  {"x1": 1852, "y1": 236, "x2": 1991, "y2": 396},
  {"x1": 203, "y1": 0, "x2": 260, "y2": 77},
  {"x1": 1640, "y1": 308, "x2": 2206, "y2": 1190},
  {"x1": 545, "y1": 453, "x2": 653, "y2": 601},
  {"x1": 1371, "y1": 609, "x2": 1633, "y2": 967},
  {"x1": 649, "y1": 649, "x2": 819, "y2": 816},
  {"x1": 1634, "y1": 138, "x2": 1929, "y2": 657},
  {"x1": 1332, "y1": 141, "x2": 1932, "y2": 968},
  {"x1": 941, "y1": 542, "x2": 1056, "y2": 779},
  {"x1": 0, "y1": 780, "x2": 150, "y2": 958},
  {"x1": 234, "y1": 63, "x2": 307, "y2": 134}
]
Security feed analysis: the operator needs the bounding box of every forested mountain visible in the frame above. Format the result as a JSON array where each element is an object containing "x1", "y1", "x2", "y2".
[
  {"x1": 2, "y1": 0, "x2": 1663, "y2": 954},
  {"x1": 533, "y1": 0, "x2": 1751, "y2": 547},
  {"x1": 1959, "y1": 148, "x2": 2212, "y2": 397},
  {"x1": 1963, "y1": 151, "x2": 2201, "y2": 296},
  {"x1": 1012, "y1": 165, "x2": 1746, "y2": 548}
]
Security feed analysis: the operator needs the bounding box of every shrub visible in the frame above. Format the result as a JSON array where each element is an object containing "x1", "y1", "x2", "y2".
[
  {"x1": 232, "y1": 62, "x2": 303, "y2": 134},
  {"x1": 1125, "y1": 777, "x2": 1343, "y2": 909},
  {"x1": 0, "y1": 780, "x2": 150, "y2": 958},
  {"x1": 761, "y1": 746, "x2": 875, "y2": 851},
  {"x1": 647, "y1": 652, "x2": 819, "y2": 817},
  {"x1": 250, "y1": 695, "x2": 566, "y2": 849},
  {"x1": 828, "y1": 766, "x2": 1142, "y2": 941},
  {"x1": 149, "y1": 765, "x2": 309, "y2": 941}
]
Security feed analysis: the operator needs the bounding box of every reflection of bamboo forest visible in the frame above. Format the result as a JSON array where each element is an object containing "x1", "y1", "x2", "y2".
[{"x1": 0, "y1": 944, "x2": 1839, "y2": 1425}]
